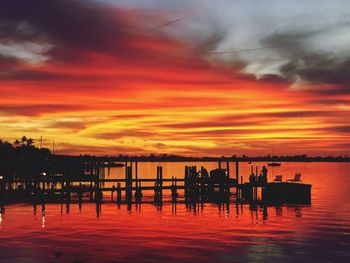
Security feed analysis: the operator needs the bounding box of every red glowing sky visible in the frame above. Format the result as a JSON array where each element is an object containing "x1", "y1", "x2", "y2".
[{"x1": 0, "y1": 0, "x2": 350, "y2": 156}]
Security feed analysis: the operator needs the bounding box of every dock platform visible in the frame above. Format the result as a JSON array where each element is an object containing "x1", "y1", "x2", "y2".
[{"x1": 0, "y1": 161, "x2": 312, "y2": 205}]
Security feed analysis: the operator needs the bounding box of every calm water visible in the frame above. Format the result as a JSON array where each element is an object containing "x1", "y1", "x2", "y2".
[{"x1": 1, "y1": 162, "x2": 350, "y2": 262}]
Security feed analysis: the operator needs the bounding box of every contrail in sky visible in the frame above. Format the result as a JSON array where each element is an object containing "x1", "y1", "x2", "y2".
[{"x1": 151, "y1": 17, "x2": 183, "y2": 31}]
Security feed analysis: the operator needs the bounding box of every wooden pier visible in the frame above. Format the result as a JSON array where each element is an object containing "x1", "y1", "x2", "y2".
[{"x1": 0, "y1": 161, "x2": 311, "y2": 205}]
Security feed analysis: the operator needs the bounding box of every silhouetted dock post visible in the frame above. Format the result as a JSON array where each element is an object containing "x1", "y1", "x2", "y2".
[
  {"x1": 186, "y1": 166, "x2": 192, "y2": 203},
  {"x1": 125, "y1": 163, "x2": 132, "y2": 203},
  {"x1": 78, "y1": 183, "x2": 83, "y2": 208},
  {"x1": 175, "y1": 177, "x2": 178, "y2": 198},
  {"x1": 63, "y1": 179, "x2": 67, "y2": 204},
  {"x1": 186, "y1": 166, "x2": 199, "y2": 203},
  {"x1": 94, "y1": 170, "x2": 103, "y2": 202},
  {"x1": 134, "y1": 162, "x2": 142, "y2": 202},
  {"x1": 135, "y1": 161, "x2": 138, "y2": 191},
  {"x1": 218, "y1": 161, "x2": 222, "y2": 169},
  {"x1": 193, "y1": 166, "x2": 199, "y2": 202},
  {"x1": 66, "y1": 177, "x2": 71, "y2": 205},
  {"x1": 94, "y1": 174, "x2": 99, "y2": 201},
  {"x1": 135, "y1": 181, "x2": 142, "y2": 203},
  {"x1": 171, "y1": 176, "x2": 178, "y2": 202},
  {"x1": 226, "y1": 161, "x2": 230, "y2": 196},
  {"x1": 59, "y1": 176, "x2": 64, "y2": 203},
  {"x1": 154, "y1": 166, "x2": 158, "y2": 202},
  {"x1": 99, "y1": 166, "x2": 105, "y2": 188},
  {"x1": 111, "y1": 185, "x2": 115, "y2": 201},
  {"x1": 157, "y1": 165, "x2": 160, "y2": 199},
  {"x1": 124, "y1": 161, "x2": 128, "y2": 201},
  {"x1": 255, "y1": 185, "x2": 258, "y2": 202},
  {"x1": 240, "y1": 176, "x2": 243, "y2": 201},
  {"x1": 235, "y1": 161, "x2": 239, "y2": 200},
  {"x1": 135, "y1": 161, "x2": 138, "y2": 183},
  {"x1": 199, "y1": 166, "x2": 207, "y2": 202},
  {"x1": 87, "y1": 175, "x2": 92, "y2": 201},
  {"x1": 226, "y1": 161, "x2": 230, "y2": 177},
  {"x1": 154, "y1": 166, "x2": 163, "y2": 204},
  {"x1": 96, "y1": 189, "x2": 103, "y2": 203},
  {"x1": 184, "y1": 166, "x2": 189, "y2": 203},
  {"x1": 193, "y1": 166, "x2": 197, "y2": 201},
  {"x1": 159, "y1": 166, "x2": 163, "y2": 199},
  {"x1": 189, "y1": 166, "x2": 192, "y2": 202},
  {"x1": 116, "y1": 183, "x2": 121, "y2": 204},
  {"x1": 255, "y1": 165, "x2": 258, "y2": 201},
  {"x1": 154, "y1": 180, "x2": 158, "y2": 202}
]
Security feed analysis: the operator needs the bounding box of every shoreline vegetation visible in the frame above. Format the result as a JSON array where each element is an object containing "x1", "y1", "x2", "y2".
[
  {"x1": 1, "y1": 136, "x2": 350, "y2": 180},
  {"x1": 1, "y1": 137, "x2": 350, "y2": 163}
]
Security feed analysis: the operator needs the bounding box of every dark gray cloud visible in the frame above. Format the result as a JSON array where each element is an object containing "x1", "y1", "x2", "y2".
[
  {"x1": 260, "y1": 31, "x2": 350, "y2": 87},
  {"x1": 1, "y1": 0, "x2": 350, "y2": 91},
  {"x1": 309, "y1": 86, "x2": 350, "y2": 96},
  {"x1": 0, "y1": 0, "x2": 222, "y2": 83},
  {"x1": 0, "y1": 0, "x2": 125, "y2": 49},
  {"x1": 0, "y1": 0, "x2": 179, "y2": 66}
]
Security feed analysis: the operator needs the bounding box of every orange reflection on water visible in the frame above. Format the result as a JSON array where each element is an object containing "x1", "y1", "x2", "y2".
[{"x1": 0, "y1": 162, "x2": 350, "y2": 262}]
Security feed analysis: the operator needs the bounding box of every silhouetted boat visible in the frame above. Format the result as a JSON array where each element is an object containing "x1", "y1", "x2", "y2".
[{"x1": 268, "y1": 162, "x2": 281, "y2": 167}]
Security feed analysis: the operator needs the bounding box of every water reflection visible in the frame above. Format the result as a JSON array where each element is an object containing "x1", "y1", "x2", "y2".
[
  {"x1": 275, "y1": 206, "x2": 283, "y2": 216},
  {"x1": 27, "y1": 201, "x2": 309, "y2": 220},
  {"x1": 41, "y1": 203, "x2": 45, "y2": 228},
  {"x1": 1, "y1": 163, "x2": 349, "y2": 263},
  {"x1": 0, "y1": 200, "x2": 348, "y2": 263}
]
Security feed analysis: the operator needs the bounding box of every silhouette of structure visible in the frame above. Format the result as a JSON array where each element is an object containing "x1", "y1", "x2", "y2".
[
  {"x1": 0, "y1": 161, "x2": 311, "y2": 207},
  {"x1": 0, "y1": 137, "x2": 312, "y2": 208}
]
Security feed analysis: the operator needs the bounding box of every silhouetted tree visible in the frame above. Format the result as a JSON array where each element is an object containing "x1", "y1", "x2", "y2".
[{"x1": 0, "y1": 136, "x2": 51, "y2": 179}]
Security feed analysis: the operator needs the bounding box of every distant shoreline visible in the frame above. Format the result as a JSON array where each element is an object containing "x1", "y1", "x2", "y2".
[{"x1": 55, "y1": 154, "x2": 350, "y2": 163}]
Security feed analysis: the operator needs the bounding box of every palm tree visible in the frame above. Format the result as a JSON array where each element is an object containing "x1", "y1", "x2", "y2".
[
  {"x1": 14, "y1": 139, "x2": 21, "y2": 147},
  {"x1": 27, "y1": 138, "x2": 34, "y2": 146},
  {"x1": 21, "y1": 136, "x2": 27, "y2": 145}
]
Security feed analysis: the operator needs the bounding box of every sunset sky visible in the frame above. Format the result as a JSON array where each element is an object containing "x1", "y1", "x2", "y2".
[{"x1": 0, "y1": 0, "x2": 350, "y2": 156}]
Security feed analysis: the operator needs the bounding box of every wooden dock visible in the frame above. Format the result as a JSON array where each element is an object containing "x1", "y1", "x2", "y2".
[{"x1": 0, "y1": 161, "x2": 311, "y2": 205}]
